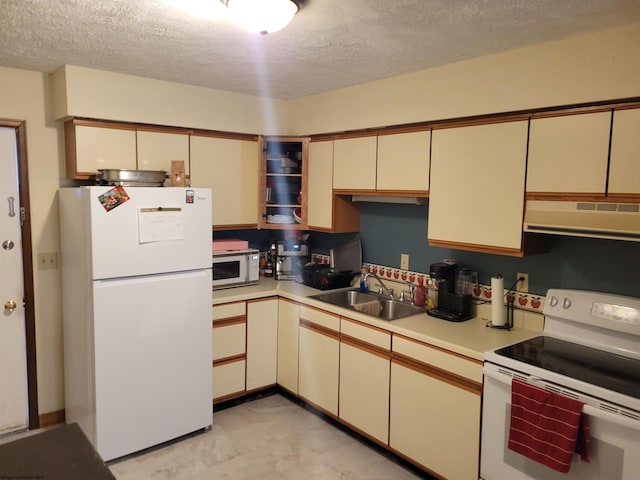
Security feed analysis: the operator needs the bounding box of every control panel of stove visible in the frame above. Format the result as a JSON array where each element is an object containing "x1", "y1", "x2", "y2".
[{"x1": 544, "y1": 289, "x2": 640, "y2": 337}]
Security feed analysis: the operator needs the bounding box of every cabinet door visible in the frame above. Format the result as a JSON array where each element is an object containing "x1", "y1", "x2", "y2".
[
  {"x1": 298, "y1": 306, "x2": 340, "y2": 415},
  {"x1": 527, "y1": 112, "x2": 611, "y2": 195},
  {"x1": 246, "y1": 298, "x2": 278, "y2": 391},
  {"x1": 72, "y1": 124, "x2": 137, "y2": 176},
  {"x1": 261, "y1": 136, "x2": 309, "y2": 229},
  {"x1": 389, "y1": 362, "x2": 480, "y2": 480},
  {"x1": 190, "y1": 135, "x2": 259, "y2": 228},
  {"x1": 137, "y1": 130, "x2": 190, "y2": 175},
  {"x1": 277, "y1": 299, "x2": 299, "y2": 394},
  {"x1": 429, "y1": 121, "x2": 528, "y2": 252},
  {"x1": 609, "y1": 108, "x2": 640, "y2": 195},
  {"x1": 376, "y1": 131, "x2": 430, "y2": 192},
  {"x1": 339, "y1": 319, "x2": 391, "y2": 444},
  {"x1": 333, "y1": 136, "x2": 377, "y2": 190},
  {"x1": 308, "y1": 140, "x2": 334, "y2": 229}
]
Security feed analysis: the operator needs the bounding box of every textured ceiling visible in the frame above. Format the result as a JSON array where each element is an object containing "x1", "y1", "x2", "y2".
[{"x1": 1, "y1": 0, "x2": 640, "y2": 99}]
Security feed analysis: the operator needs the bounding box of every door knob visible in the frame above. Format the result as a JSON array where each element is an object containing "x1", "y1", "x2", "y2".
[{"x1": 4, "y1": 300, "x2": 17, "y2": 312}]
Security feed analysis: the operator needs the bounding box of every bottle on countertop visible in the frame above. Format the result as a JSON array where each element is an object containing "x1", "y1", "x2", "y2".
[
  {"x1": 414, "y1": 283, "x2": 426, "y2": 307},
  {"x1": 264, "y1": 251, "x2": 274, "y2": 277},
  {"x1": 426, "y1": 278, "x2": 438, "y2": 310},
  {"x1": 359, "y1": 267, "x2": 368, "y2": 293}
]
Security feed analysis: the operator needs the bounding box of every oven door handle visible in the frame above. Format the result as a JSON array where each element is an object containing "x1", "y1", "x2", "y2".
[{"x1": 483, "y1": 367, "x2": 640, "y2": 432}]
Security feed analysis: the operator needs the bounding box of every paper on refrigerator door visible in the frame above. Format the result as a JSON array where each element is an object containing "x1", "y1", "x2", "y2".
[{"x1": 138, "y1": 207, "x2": 184, "y2": 243}]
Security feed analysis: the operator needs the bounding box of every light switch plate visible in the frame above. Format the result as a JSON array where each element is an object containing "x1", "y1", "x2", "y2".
[{"x1": 400, "y1": 254, "x2": 409, "y2": 270}]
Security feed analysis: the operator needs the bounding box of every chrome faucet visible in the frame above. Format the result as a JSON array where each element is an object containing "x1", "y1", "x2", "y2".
[{"x1": 363, "y1": 272, "x2": 394, "y2": 299}]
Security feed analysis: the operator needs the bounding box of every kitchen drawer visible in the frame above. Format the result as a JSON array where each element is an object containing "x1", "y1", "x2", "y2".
[
  {"x1": 299, "y1": 305, "x2": 340, "y2": 332},
  {"x1": 392, "y1": 334, "x2": 482, "y2": 383},
  {"x1": 212, "y1": 323, "x2": 246, "y2": 361},
  {"x1": 212, "y1": 359, "x2": 246, "y2": 400}
]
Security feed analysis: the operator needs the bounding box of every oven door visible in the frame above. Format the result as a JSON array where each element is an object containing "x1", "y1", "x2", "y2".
[{"x1": 481, "y1": 362, "x2": 640, "y2": 480}]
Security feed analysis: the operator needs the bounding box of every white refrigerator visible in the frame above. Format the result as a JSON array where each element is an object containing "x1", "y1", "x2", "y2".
[{"x1": 59, "y1": 186, "x2": 213, "y2": 461}]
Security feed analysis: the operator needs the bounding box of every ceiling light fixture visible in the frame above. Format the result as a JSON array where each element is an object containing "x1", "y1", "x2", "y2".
[{"x1": 221, "y1": 0, "x2": 299, "y2": 35}]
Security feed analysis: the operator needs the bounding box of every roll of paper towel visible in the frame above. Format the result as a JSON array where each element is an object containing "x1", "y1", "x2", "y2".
[{"x1": 491, "y1": 275, "x2": 506, "y2": 327}]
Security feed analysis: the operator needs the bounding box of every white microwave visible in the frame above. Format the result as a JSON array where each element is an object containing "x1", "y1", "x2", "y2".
[{"x1": 212, "y1": 248, "x2": 260, "y2": 290}]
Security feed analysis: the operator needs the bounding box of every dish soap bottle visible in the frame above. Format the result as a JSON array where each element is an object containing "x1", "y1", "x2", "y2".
[{"x1": 359, "y1": 267, "x2": 368, "y2": 293}]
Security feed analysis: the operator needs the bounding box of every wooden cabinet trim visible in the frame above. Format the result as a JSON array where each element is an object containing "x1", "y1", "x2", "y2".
[
  {"x1": 391, "y1": 352, "x2": 481, "y2": 395},
  {"x1": 299, "y1": 318, "x2": 340, "y2": 341},
  {"x1": 341, "y1": 317, "x2": 390, "y2": 336},
  {"x1": 212, "y1": 315, "x2": 246, "y2": 328},
  {"x1": 212, "y1": 353, "x2": 246, "y2": 367},
  {"x1": 341, "y1": 333, "x2": 390, "y2": 360},
  {"x1": 247, "y1": 296, "x2": 278, "y2": 305},
  {"x1": 394, "y1": 334, "x2": 483, "y2": 365},
  {"x1": 309, "y1": 97, "x2": 640, "y2": 141}
]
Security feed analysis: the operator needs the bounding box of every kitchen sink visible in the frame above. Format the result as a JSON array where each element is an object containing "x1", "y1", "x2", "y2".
[{"x1": 309, "y1": 289, "x2": 424, "y2": 320}]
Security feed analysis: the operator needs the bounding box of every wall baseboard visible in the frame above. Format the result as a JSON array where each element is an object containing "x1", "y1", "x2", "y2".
[{"x1": 39, "y1": 409, "x2": 65, "y2": 428}]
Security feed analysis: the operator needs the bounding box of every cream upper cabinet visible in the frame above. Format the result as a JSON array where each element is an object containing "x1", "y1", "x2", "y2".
[
  {"x1": 137, "y1": 130, "x2": 189, "y2": 175},
  {"x1": 333, "y1": 136, "x2": 377, "y2": 190},
  {"x1": 190, "y1": 135, "x2": 259, "y2": 228},
  {"x1": 307, "y1": 140, "x2": 334, "y2": 229},
  {"x1": 527, "y1": 112, "x2": 611, "y2": 195},
  {"x1": 376, "y1": 131, "x2": 430, "y2": 192},
  {"x1": 609, "y1": 108, "x2": 640, "y2": 195},
  {"x1": 429, "y1": 121, "x2": 529, "y2": 254},
  {"x1": 67, "y1": 121, "x2": 137, "y2": 178}
]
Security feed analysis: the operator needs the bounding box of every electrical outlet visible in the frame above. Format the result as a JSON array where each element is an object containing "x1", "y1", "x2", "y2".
[
  {"x1": 400, "y1": 253, "x2": 409, "y2": 271},
  {"x1": 38, "y1": 252, "x2": 58, "y2": 270},
  {"x1": 516, "y1": 272, "x2": 529, "y2": 293}
]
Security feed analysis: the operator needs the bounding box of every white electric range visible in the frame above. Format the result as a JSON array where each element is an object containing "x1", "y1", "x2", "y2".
[{"x1": 481, "y1": 289, "x2": 640, "y2": 480}]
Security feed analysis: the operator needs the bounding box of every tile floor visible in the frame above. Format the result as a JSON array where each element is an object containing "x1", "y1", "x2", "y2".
[{"x1": 109, "y1": 393, "x2": 431, "y2": 480}]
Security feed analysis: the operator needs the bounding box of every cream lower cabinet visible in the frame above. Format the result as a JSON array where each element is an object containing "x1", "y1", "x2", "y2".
[
  {"x1": 190, "y1": 134, "x2": 259, "y2": 229},
  {"x1": 277, "y1": 299, "x2": 300, "y2": 394},
  {"x1": 389, "y1": 335, "x2": 483, "y2": 480},
  {"x1": 246, "y1": 297, "x2": 278, "y2": 391},
  {"x1": 339, "y1": 318, "x2": 391, "y2": 444},
  {"x1": 429, "y1": 121, "x2": 529, "y2": 255},
  {"x1": 298, "y1": 306, "x2": 340, "y2": 416},
  {"x1": 212, "y1": 302, "x2": 247, "y2": 402}
]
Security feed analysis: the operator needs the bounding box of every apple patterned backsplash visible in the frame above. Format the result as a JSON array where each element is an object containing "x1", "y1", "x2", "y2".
[{"x1": 310, "y1": 254, "x2": 546, "y2": 315}]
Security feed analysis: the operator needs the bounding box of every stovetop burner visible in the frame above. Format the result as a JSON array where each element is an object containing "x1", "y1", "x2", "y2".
[{"x1": 494, "y1": 336, "x2": 640, "y2": 400}]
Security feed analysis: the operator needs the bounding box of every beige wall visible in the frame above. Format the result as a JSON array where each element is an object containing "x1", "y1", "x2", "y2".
[
  {"x1": 0, "y1": 67, "x2": 68, "y2": 415},
  {"x1": 51, "y1": 65, "x2": 289, "y2": 135},
  {"x1": 287, "y1": 22, "x2": 640, "y2": 135},
  {"x1": 1, "y1": 20, "x2": 639, "y2": 421}
]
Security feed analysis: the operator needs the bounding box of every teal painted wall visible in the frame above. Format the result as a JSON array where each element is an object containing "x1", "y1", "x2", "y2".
[
  {"x1": 355, "y1": 202, "x2": 640, "y2": 298},
  {"x1": 216, "y1": 202, "x2": 640, "y2": 298}
]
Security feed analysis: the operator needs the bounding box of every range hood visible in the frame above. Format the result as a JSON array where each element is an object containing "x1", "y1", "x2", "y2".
[
  {"x1": 352, "y1": 195, "x2": 427, "y2": 205},
  {"x1": 524, "y1": 200, "x2": 640, "y2": 242}
]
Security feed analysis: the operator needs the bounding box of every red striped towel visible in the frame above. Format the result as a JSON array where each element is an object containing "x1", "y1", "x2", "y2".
[{"x1": 508, "y1": 378, "x2": 590, "y2": 473}]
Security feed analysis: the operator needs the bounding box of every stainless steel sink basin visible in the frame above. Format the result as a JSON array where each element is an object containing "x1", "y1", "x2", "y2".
[{"x1": 309, "y1": 289, "x2": 424, "y2": 320}]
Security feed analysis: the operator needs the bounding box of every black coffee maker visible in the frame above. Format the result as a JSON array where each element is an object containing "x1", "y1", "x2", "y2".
[{"x1": 427, "y1": 261, "x2": 472, "y2": 322}]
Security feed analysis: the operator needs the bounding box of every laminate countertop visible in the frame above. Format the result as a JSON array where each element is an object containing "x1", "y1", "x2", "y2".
[{"x1": 212, "y1": 278, "x2": 542, "y2": 362}]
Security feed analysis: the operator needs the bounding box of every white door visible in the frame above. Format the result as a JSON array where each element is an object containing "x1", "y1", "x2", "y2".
[{"x1": 0, "y1": 127, "x2": 28, "y2": 434}]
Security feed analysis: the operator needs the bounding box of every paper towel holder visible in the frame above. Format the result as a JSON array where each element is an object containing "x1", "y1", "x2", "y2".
[{"x1": 486, "y1": 276, "x2": 519, "y2": 331}]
